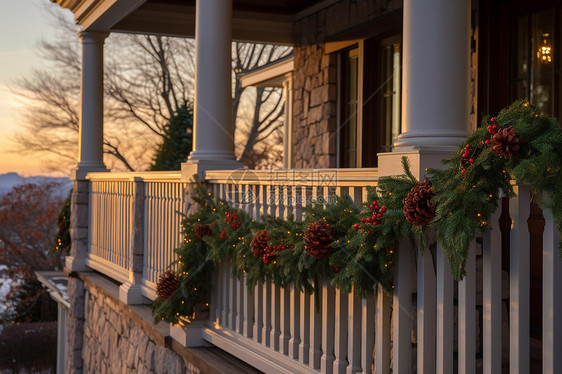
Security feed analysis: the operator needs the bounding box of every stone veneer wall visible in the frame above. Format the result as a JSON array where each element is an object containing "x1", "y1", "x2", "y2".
[
  {"x1": 65, "y1": 275, "x2": 200, "y2": 374},
  {"x1": 81, "y1": 282, "x2": 197, "y2": 374},
  {"x1": 291, "y1": 0, "x2": 403, "y2": 168}
]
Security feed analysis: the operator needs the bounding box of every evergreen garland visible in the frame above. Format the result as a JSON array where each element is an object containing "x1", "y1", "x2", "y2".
[{"x1": 152, "y1": 100, "x2": 562, "y2": 323}]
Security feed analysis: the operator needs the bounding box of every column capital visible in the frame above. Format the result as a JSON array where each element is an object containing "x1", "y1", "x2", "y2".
[{"x1": 78, "y1": 30, "x2": 109, "y2": 44}]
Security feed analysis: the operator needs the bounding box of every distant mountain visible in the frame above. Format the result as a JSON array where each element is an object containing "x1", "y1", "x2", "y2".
[{"x1": 0, "y1": 173, "x2": 72, "y2": 198}]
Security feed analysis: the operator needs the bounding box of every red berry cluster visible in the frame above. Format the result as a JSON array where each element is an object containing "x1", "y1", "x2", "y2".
[
  {"x1": 460, "y1": 143, "x2": 476, "y2": 175},
  {"x1": 262, "y1": 238, "x2": 294, "y2": 263},
  {"x1": 354, "y1": 200, "x2": 386, "y2": 232},
  {"x1": 224, "y1": 211, "x2": 241, "y2": 230},
  {"x1": 486, "y1": 117, "x2": 498, "y2": 135}
]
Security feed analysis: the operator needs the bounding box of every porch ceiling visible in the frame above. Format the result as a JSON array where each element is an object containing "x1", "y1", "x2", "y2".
[{"x1": 112, "y1": 0, "x2": 325, "y2": 44}]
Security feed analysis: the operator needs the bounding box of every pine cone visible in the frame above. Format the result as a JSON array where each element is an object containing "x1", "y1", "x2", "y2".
[
  {"x1": 304, "y1": 219, "x2": 334, "y2": 259},
  {"x1": 250, "y1": 230, "x2": 270, "y2": 258},
  {"x1": 403, "y1": 180, "x2": 436, "y2": 226},
  {"x1": 491, "y1": 126, "x2": 520, "y2": 159},
  {"x1": 156, "y1": 271, "x2": 180, "y2": 300},
  {"x1": 194, "y1": 223, "x2": 214, "y2": 239},
  {"x1": 220, "y1": 228, "x2": 229, "y2": 241}
]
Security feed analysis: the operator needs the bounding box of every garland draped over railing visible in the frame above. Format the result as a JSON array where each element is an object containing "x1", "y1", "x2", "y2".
[{"x1": 152, "y1": 100, "x2": 562, "y2": 324}]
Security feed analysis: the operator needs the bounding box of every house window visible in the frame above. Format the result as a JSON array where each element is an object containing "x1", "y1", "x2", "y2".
[
  {"x1": 336, "y1": 36, "x2": 402, "y2": 168},
  {"x1": 511, "y1": 6, "x2": 559, "y2": 116}
]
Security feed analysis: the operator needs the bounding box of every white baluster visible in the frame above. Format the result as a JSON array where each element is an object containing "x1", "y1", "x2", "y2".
[
  {"x1": 458, "y1": 240, "x2": 476, "y2": 374},
  {"x1": 310, "y1": 291, "x2": 322, "y2": 369},
  {"x1": 253, "y1": 281, "x2": 263, "y2": 343},
  {"x1": 262, "y1": 280, "x2": 272, "y2": 346},
  {"x1": 393, "y1": 240, "x2": 415, "y2": 374},
  {"x1": 543, "y1": 206, "x2": 562, "y2": 374},
  {"x1": 243, "y1": 275, "x2": 254, "y2": 338},
  {"x1": 228, "y1": 261, "x2": 236, "y2": 330},
  {"x1": 375, "y1": 285, "x2": 391, "y2": 374},
  {"x1": 299, "y1": 290, "x2": 311, "y2": 365},
  {"x1": 436, "y1": 242, "x2": 453, "y2": 374},
  {"x1": 288, "y1": 285, "x2": 301, "y2": 359},
  {"x1": 279, "y1": 287, "x2": 290, "y2": 354},
  {"x1": 236, "y1": 275, "x2": 243, "y2": 333},
  {"x1": 321, "y1": 281, "x2": 336, "y2": 373},
  {"x1": 509, "y1": 184, "x2": 530, "y2": 373},
  {"x1": 482, "y1": 204, "x2": 502, "y2": 374},
  {"x1": 333, "y1": 288, "x2": 348, "y2": 374},
  {"x1": 222, "y1": 259, "x2": 230, "y2": 327},
  {"x1": 417, "y1": 249, "x2": 436, "y2": 374},
  {"x1": 360, "y1": 294, "x2": 375, "y2": 374},
  {"x1": 347, "y1": 291, "x2": 362, "y2": 374},
  {"x1": 270, "y1": 283, "x2": 281, "y2": 350}
]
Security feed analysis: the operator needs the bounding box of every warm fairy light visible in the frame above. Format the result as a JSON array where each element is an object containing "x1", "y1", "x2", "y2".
[
  {"x1": 537, "y1": 33, "x2": 552, "y2": 64},
  {"x1": 181, "y1": 300, "x2": 184, "y2": 304},
  {"x1": 477, "y1": 213, "x2": 482, "y2": 217}
]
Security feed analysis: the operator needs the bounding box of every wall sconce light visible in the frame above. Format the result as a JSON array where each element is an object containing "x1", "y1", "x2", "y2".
[{"x1": 537, "y1": 32, "x2": 552, "y2": 64}]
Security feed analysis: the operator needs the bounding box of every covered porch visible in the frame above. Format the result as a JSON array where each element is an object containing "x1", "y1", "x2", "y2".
[{"x1": 55, "y1": 0, "x2": 562, "y2": 373}]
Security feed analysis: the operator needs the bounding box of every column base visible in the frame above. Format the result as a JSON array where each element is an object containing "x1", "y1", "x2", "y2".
[
  {"x1": 71, "y1": 165, "x2": 109, "y2": 181},
  {"x1": 392, "y1": 129, "x2": 469, "y2": 152},
  {"x1": 170, "y1": 321, "x2": 212, "y2": 347},
  {"x1": 181, "y1": 158, "x2": 243, "y2": 181},
  {"x1": 65, "y1": 256, "x2": 88, "y2": 273},
  {"x1": 119, "y1": 282, "x2": 144, "y2": 305},
  {"x1": 377, "y1": 148, "x2": 459, "y2": 179}
]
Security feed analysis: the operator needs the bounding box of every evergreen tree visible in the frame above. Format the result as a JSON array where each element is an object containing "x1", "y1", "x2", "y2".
[{"x1": 150, "y1": 103, "x2": 194, "y2": 171}]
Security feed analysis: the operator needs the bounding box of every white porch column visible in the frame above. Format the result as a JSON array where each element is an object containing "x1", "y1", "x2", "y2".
[
  {"x1": 182, "y1": 0, "x2": 241, "y2": 179},
  {"x1": 392, "y1": 0, "x2": 471, "y2": 151},
  {"x1": 67, "y1": 30, "x2": 108, "y2": 273},
  {"x1": 73, "y1": 31, "x2": 109, "y2": 180}
]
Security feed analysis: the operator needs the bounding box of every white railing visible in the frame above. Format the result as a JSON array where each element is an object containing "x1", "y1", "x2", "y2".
[
  {"x1": 83, "y1": 168, "x2": 562, "y2": 373},
  {"x1": 142, "y1": 175, "x2": 186, "y2": 300},
  {"x1": 86, "y1": 172, "x2": 186, "y2": 299},
  {"x1": 88, "y1": 177, "x2": 134, "y2": 283}
]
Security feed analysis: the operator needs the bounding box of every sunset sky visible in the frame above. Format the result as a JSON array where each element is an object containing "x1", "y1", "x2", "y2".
[{"x1": 0, "y1": 0, "x2": 72, "y2": 177}]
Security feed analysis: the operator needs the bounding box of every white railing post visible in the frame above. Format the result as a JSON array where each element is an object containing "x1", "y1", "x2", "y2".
[
  {"x1": 542, "y1": 206, "x2": 562, "y2": 374},
  {"x1": 482, "y1": 204, "x2": 502, "y2": 374},
  {"x1": 510, "y1": 184, "x2": 530, "y2": 373},
  {"x1": 392, "y1": 240, "x2": 415, "y2": 374},
  {"x1": 458, "y1": 240, "x2": 476, "y2": 374},
  {"x1": 119, "y1": 177, "x2": 144, "y2": 304},
  {"x1": 66, "y1": 180, "x2": 91, "y2": 272},
  {"x1": 436, "y1": 242, "x2": 453, "y2": 374},
  {"x1": 417, "y1": 249, "x2": 436, "y2": 374}
]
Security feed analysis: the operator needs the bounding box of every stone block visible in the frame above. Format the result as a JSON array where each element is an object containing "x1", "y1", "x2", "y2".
[
  {"x1": 307, "y1": 106, "x2": 323, "y2": 124},
  {"x1": 310, "y1": 85, "x2": 328, "y2": 107}
]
